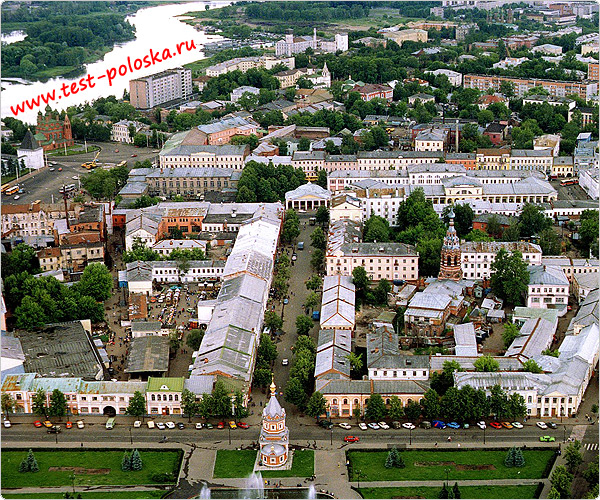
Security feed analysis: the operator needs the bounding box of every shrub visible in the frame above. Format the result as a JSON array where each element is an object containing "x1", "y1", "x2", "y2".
[{"x1": 151, "y1": 472, "x2": 176, "y2": 483}]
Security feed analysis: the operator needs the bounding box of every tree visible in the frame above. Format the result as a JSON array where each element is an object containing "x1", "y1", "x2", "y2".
[
  {"x1": 404, "y1": 400, "x2": 422, "y2": 421},
  {"x1": 579, "y1": 210, "x2": 599, "y2": 258},
  {"x1": 442, "y1": 204, "x2": 474, "y2": 238},
  {"x1": 310, "y1": 227, "x2": 327, "y2": 250},
  {"x1": 181, "y1": 389, "x2": 198, "y2": 422},
  {"x1": 564, "y1": 440, "x2": 583, "y2": 473},
  {"x1": 306, "y1": 275, "x2": 323, "y2": 291},
  {"x1": 346, "y1": 352, "x2": 364, "y2": 373},
  {"x1": 284, "y1": 377, "x2": 307, "y2": 408},
  {"x1": 502, "y1": 322, "x2": 520, "y2": 348},
  {"x1": 539, "y1": 228, "x2": 561, "y2": 255},
  {"x1": 126, "y1": 391, "x2": 146, "y2": 418},
  {"x1": 315, "y1": 205, "x2": 330, "y2": 226},
  {"x1": 298, "y1": 137, "x2": 311, "y2": 151},
  {"x1": 32, "y1": 389, "x2": 47, "y2": 417},
  {"x1": 505, "y1": 447, "x2": 516, "y2": 467},
  {"x1": 75, "y1": 263, "x2": 113, "y2": 301},
  {"x1": 388, "y1": 395, "x2": 404, "y2": 421},
  {"x1": 441, "y1": 387, "x2": 461, "y2": 422},
  {"x1": 305, "y1": 391, "x2": 327, "y2": 421},
  {"x1": 296, "y1": 315, "x2": 313, "y2": 336},
  {"x1": 374, "y1": 279, "x2": 391, "y2": 305},
  {"x1": 548, "y1": 487, "x2": 561, "y2": 499},
  {"x1": 543, "y1": 348, "x2": 560, "y2": 357},
  {"x1": 551, "y1": 465, "x2": 573, "y2": 499},
  {"x1": 522, "y1": 359, "x2": 543, "y2": 373},
  {"x1": 364, "y1": 215, "x2": 390, "y2": 243},
  {"x1": 1, "y1": 243, "x2": 40, "y2": 278},
  {"x1": 316, "y1": 169, "x2": 328, "y2": 189},
  {"x1": 1, "y1": 394, "x2": 16, "y2": 416},
  {"x1": 421, "y1": 389, "x2": 441, "y2": 420},
  {"x1": 257, "y1": 333, "x2": 278, "y2": 367},
  {"x1": 253, "y1": 368, "x2": 273, "y2": 389},
  {"x1": 310, "y1": 248, "x2": 325, "y2": 272},
  {"x1": 439, "y1": 483, "x2": 449, "y2": 499},
  {"x1": 233, "y1": 391, "x2": 248, "y2": 420},
  {"x1": 452, "y1": 482, "x2": 461, "y2": 499},
  {"x1": 513, "y1": 448, "x2": 525, "y2": 468},
  {"x1": 48, "y1": 389, "x2": 67, "y2": 418},
  {"x1": 474, "y1": 355, "x2": 499, "y2": 372},
  {"x1": 130, "y1": 449, "x2": 143, "y2": 471},
  {"x1": 490, "y1": 249, "x2": 529, "y2": 307},
  {"x1": 500, "y1": 81, "x2": 515, "y2": 98},
  {"x1": 20, "y1": 449, "x2": 39, "y2": 473},
  {"x1": 121, "y1": 451, "x2": 131, "y2": 471},
  {"x1": 186, "y1": 329, "x2": 204, "y2": 351},
  {"x1": 489, "y1": 385, "x2": 508, "y2": 418},
  {"x1": 464, "y1": 229, "x2": 493, "y2": 242},
  {"x1": 264, "y1": 311, "x2": 284, "y2": 333},
  {"x1": 365, "y1": 393, "x2": 387, "y2": 421},
  {"x1": 385, "y1": 447, "x2": 405, "y2": 468},
  {"x1": 518, "y1": 204, "x2": 552, "y2": 239},
  {"x1": 210, "y1": 381, "x2": 232, "y2": 419},
  {"x1": 304, "y1": 291, "x2": 320, "y2": 311},
  {"x1": 352, "y1": 266, "x2": 370, "y2": 297}
]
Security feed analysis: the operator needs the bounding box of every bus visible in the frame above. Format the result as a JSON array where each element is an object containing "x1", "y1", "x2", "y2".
[
  {"x1": 560, "y1": 179, "x2": 578, "y2": 187},
  {"x1": 105, "y1": 417, "x2": 115, "y2": 430},
  {"x1": 5, "y1": 186, "x2": 19, "y2": 196},
  {"x1": 59, "y1": 184, "x2": 76, "y2": 194}
]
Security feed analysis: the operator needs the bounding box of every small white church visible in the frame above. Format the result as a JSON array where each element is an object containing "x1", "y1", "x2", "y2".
[{"x1": 17, "y1": 129, "x2": 45, "y2": 171}]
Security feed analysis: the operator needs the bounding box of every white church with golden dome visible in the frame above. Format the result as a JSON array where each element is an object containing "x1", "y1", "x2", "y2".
[{"x1": 259, "y1": 379, "x2": 289, "y2": 468}]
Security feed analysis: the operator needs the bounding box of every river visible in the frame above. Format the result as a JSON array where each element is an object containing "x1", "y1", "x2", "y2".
[{"x1": 1, "y1": 2, "x2": 231, "y2": 124}]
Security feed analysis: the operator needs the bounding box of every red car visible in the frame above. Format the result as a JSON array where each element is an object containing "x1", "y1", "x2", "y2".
[
  {"x1": 217, "y1": 421, "x2": 225, "y2": 429},
  {"x1": 489, "y1": 421, "x2": 502, "y2": 429},
  {"x1": 131, "y1": 154, "x2": 138, "y2": 157},
  {"x1": 344, "y1": 436, "x2": 360, "y2": 443},
  {"x1": 33, "y1": 420, "x2": 42, "y2": 428},
  {"x1": 238, "y1": 422, "x2": 249, "y2": 429},
  {"x1": 58, "y1": 167, "x2": 63, "y2": 171},
  {"x1": 65, "y1": 421, "x2": 73, "y2": 429}
]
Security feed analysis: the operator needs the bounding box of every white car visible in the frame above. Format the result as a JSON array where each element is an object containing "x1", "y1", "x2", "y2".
[
  {"x1": 378, "y1": 422, "x2": 390, "y2": 430},
  {"x1": 156, "y1": 422, "x2": 166, "y2": 430},
  {"x1": 3, "y1": 420, "x2": 11, "y2": 428},
  {"x1": 339, "y1": 422, "x2": 352, "y2": 430},
  {"x1": 72, "y1": 175, "x2": 79, "y2": 180},
  {"x1": 536, "y1": 422, "x2": 548, "y2": 430},
  {"x1": 13, "y1": 195, "x2": 20, "y2": 200},
  {"x1": 133, "y1": 420, "x2": 142, "y2": 428},
  {"x1": 195, "y1": 423, "x2": 203, "y2": 430},
  {"x1": 477, "y1": 421, "x2": 486, "y2": 430},
  {"x1": 512, "y1": 422, "x2": 524, "y2": 429},
  {"x1": 358, "y1": 423, "x2": 368, "y2": 431},
  {"x1": 77, "y1": 420, "x2": 85, "y2": 429},
  {"x1": 402, "y1": 422, "x2": 416, "y2": 430},
  {"x1": 165, "y1": 421, "x2": 176, "y2": 429},
  {"x1": 368, "y1": 423, "x2": 380, "y2": 430},
  {"x1": 282, "y1": 359, "x2": 289, "y2": 366}
]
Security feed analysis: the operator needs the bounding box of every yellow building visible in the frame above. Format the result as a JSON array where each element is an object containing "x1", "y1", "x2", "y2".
[{"x1": 383, "y1": 29, "x2": 428, "y2": 46}]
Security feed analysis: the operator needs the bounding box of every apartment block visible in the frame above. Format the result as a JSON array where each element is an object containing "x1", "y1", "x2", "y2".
[
  {"x1": 205, "y1": 55, "x2": 295, "y2": 77},
  {"x1": 463, "y1": 74, "x2": 598, "y2": 101},
  {"x1": 461, "y1": 241, "x2": 543, "y2": 280},
  {"x1": 130, "y1": 68, "x2": 192, "y2": 109}
]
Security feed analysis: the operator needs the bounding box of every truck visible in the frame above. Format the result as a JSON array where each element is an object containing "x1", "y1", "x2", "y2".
[
  {"x1": 297, "y1": 242, "x2": 304, "y2": 250},
  {"x1": 82, "y1": 151, "x2": 101, "y2": 170},
  {"x1": 105, "y1": 417, "x2": 116, "y2": 430},
  {"x1": 309, "y1": 217, "x2": 316, "y2": 226}
]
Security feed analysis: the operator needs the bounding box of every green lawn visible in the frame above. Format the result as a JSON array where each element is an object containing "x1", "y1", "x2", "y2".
[
  {"x1": 1, "y1": 450, "x2": 182, "y2": 488},
  {"x1": 348, "y1": 449, "x2": 555, "y2": 482},
  {"x1": 213, "y1": 450, "x2": 314, "y2": 478},
  {"x1": 2, "y1": 175, "x2": 17, "y2": 185},
  {"x1": 47, "y1": 145, "x2": 100, "y2": 157},
  {"x1": 358, "y1": 485, "x2": 540, "y2": 499},
  {"x1": 3, "y1": 491, "x2": 166, "y2": 499}
]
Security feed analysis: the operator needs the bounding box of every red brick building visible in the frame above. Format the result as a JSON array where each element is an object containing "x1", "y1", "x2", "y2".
[
  {"x1": 35, "y1": 106, "x2": 74, "y2": 152},
  {"x1": 352, "y1": 83, "x2": 393, "y2": 102}
]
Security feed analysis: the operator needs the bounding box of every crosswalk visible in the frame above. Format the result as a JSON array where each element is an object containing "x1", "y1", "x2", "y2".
[{"x1": 584, "y1": 443, "x2": 598, "y2": 451}]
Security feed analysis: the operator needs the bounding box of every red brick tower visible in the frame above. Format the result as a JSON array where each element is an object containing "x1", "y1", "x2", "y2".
[{"x1": 438, "y1": 208, "x2": 462, "y2": 281}]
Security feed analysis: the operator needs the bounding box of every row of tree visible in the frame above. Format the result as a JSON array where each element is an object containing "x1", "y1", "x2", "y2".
[
  {"x1": 122, "y1": 238, "x2": 206, "y2": 265},
  {"x1": 284, "y1": 335, "x2": 317, "y2": 410},
  {"x1": 236, "y1": 162, "x2": 306, "y2": 204}
]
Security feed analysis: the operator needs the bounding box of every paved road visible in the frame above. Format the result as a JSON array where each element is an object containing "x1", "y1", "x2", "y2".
[
  {"x1": 3, "y1": 142, "x2": 158, "y2": 206},
  {"x1": 552, "y1": 180, "x2": 590, "y2": 201}
]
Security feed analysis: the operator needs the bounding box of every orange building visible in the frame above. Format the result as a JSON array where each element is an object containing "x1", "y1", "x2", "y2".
[
  {"x1": 588, "y1": 63, "x2": 599, "y2": 82},
  {"x1": 445, "y1": 153, "x2": 477, "y2": 170},
  {"x1": 157, "y1": 207, "x2": 206, "y2": 238},
  {"x1": 34, "y1": 106, "x2": 74, "y2": 152}
]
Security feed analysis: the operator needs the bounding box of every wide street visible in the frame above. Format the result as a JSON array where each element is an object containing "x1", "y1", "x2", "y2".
[{"x1": 3, "y1": 142, "x2": 158, "y2": 206}]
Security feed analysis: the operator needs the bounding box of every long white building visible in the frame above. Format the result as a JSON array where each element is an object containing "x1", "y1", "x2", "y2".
[{"x1": 461, "y1": 241, "x2": 543, "y2": 280}]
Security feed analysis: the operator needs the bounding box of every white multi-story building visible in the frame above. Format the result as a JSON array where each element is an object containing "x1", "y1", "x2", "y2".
[
  {"x1": 130, "y1": 67, "x2": 192, "y2": 109},
  {"x1": 275, "y1": 29, "x2": 348, "y2": 56},
  {"x1": 415, "y1": 129, "x2": 446, "y2": 152},
  {"x1": 111, "y1": 120, "x2": 146, "y2": 144},
  {"x1": 424, "y1": 69, "x2": 463, "y2": 86},
  {"x1": 205, "y1": 55, "x2": 295, "y2": 77},
  {"x1": 230, "y1": 86, "x2": 261, "y2": 103},
  {"x1": 527, "y1": 265, "x2": 570, "y2": 310},
  {"x1": 460, "y1": 241, "x2": 543, "y2": 280},
  {"x1": 579, "y1": 167, "x2": 599, "y2": 199},
  {"x1": 1, "y1": 202, "x2": 79, "y2": 241},
  {"x1": 509, "y1": 149, "x2": 554, "y2": 172}
]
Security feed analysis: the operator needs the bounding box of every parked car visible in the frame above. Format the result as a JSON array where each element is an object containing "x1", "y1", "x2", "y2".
[
  {"x1": 205, "y1": 423, "x2": 213, "y2": 429},
  {"x1": 540, "y1": 435, "x2": 556, "y2": 442},
  {"x1": 238, "y1": 422, "x2": 249, "y2": 429},
  {"x1": 367, "y1": 423, "x2": 380, "y2": 430},
  {"x1": 147, "y1": 421, "x2": 155, "y2": 429},
  {"x1": 548, "y1": 422, "x2": 557, "y2": 429},
  {"x1": 228, "y1": 421, "x2": 237, "y2": 429},
  {"x1": 3, "y1": 420, "x2": 11, "y2": 428},
  {"x1": 34, "y1": 421, "x2": 43, "y2": 428},
  {"x1": 358, "y1": 423, "x2": 368, "y2": 431},
  {"x1": 47, "y1": 425, "x2": 61, "y2": 433},
  {"x1": 536, "y1": 422, "x2": 548, "y2": 430},
  {"x1": 282, "y1": 359, "x2": 289, "y2": 366},
  {"x1": 344, "y1": 436, "x2": 360, "y2": 443},
  {"x1": 65, "y1": 421, "x2": 73, "y2": 429},
  {"x1": 177, "y1": 423, "x2": 185, "y2": 430},
  {"x1": 134, "y1": 421, "x2": 142, "y2": 428},
  {"x1": 477, "y1": 421, "x2": 486, "y2": 430},
  {"x1": 43, "y1": 420, "x2": 53, "y2": 428},
  {"x1": 165, "y1": 422, "x2": 175, "y2": 429},
  {"x1": 378, "y1": 422, "x2": 390, "y2": 430},
  {"x1": 402, "y1": 423, "x2": 416, "y2": 430},
  {"x1": 217, "y1": 422, "x2": 225, "y2": 429},
  {"x1": 339, "y1": 423, "x2": 352, "y2": 430},
  {"x1": 501, "y1": 422, "x2": 513, "y2": 429},
  {"x1": 512, "y1": 422, "x2": 524, "y2": 429},
  {"x1": 392, "y1": 421, "x2": 401, "y2": 429},
  {"x1": 49, "y1": 167, "x2": 55, "y2": 172},
  {"x1": 463, "y1": 423, "x2": 470, "y2": 429},
  {"x1": 156, "y1": 422, "x2": 166, "y2": 430},
  {"x1": 319, "y1": 420, "x2": 333, "y2": 429},
  {"x1": 489, "y1": 422, "x2": 502, "y2": 429},
  {"x1": 447, "y1": 422, "x2": 460, "y2": 429},
  {"x1": 77, "y1": 420, "x2": 85, "y2": 429},
  {"x1": 432, "y1": 420, "x2": 447, "y2": 429},
  {"x1": 195, "y1": 423, "x2": 203, "y2": 430}
]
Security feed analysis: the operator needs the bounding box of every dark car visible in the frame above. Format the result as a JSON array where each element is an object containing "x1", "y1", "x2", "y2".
[
  {"x1": 47, "y1": 425, "x2": 61, "y2": 434},
  {"x1": 319, "y1": 420, "x2": 334, "y2": 429},
  {"x1": 548, "y1": 422, "x2": 557, "y2": 429},
  {"x1": 177, "y1": 423, "x2": 185, "y2": 430},
  {"x1": 432, "y1": 420, "x2": 447, "y2": 429}
]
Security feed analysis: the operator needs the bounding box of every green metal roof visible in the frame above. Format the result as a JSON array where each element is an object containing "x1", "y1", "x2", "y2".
[{"x1": 146, "y1": 377, "x2": 185, "y2": 392}]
